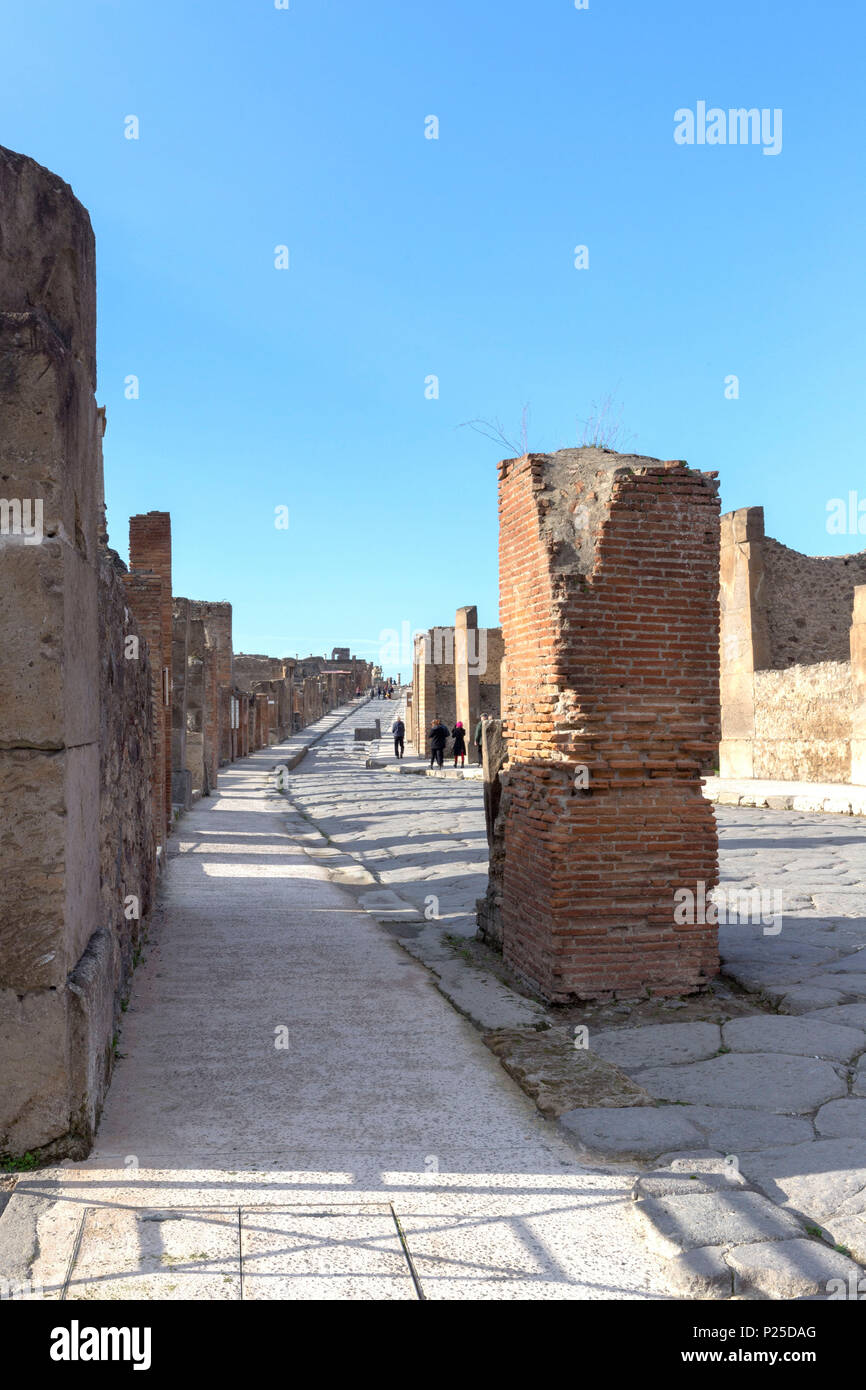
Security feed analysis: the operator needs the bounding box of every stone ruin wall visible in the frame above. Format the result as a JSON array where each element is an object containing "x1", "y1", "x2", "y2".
[
  {"x1": 0, "y1": 146, "x2": 156, "y2": 1156},
  {"x1": 411, "y1": 619, "x2": 503, "y2": 758},
  {"x1": 0, "y1": 145, "x2": 373, "y2": 1159},
  {"x1": 720, "y1": 506, "x2": 866, "y2": 783},
  {"x1": 485, "y1": 447, "x2": 720, "y2": 1003}
]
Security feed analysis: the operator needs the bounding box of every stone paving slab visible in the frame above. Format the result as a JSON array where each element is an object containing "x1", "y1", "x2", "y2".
[
  {"x1": 632, "y1": 1052, "x2": 848, "y2": 1113},
  {"x1": 721, "y1": 1015, "x2": 866, "y2": 1062},
  {"x1": 806, "y1": 1002, "x2": 866, "y2": 1029},
  {"x1": 738, "y1": 1138, "x2": 866, "y2": 1222},
  {"x1": 815, "y1": 1099, "x2": 866, "y2": 1138},
  {"x1": 63, "y1": 1207, "x2": 241, "y2": 1301},
  {"x1": 240, "y1": 1207, "x2": 416, "y2": 1301},
  {"x1": 589, "y1": 1022, "x2": 721, "y2": 1071},
  {"x1": 559, "y1": 1107, "x2": 706, "y2": 1162}
]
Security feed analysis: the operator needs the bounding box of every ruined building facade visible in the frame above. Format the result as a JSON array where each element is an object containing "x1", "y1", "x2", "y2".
[
  {"x1": 720, "y1": 506, "x2": 866, "y2": 785},
  {"x1": 0, "y1": 147, "x2": 370, "y2": 1159},
  {"x1": 409, "y1": 610, "x2": 504, "y2": 761}
]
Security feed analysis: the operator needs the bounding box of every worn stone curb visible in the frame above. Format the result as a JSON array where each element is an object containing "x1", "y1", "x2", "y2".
[{"x1": 703, "y1": 780, "x2": 866, "y2": 817}]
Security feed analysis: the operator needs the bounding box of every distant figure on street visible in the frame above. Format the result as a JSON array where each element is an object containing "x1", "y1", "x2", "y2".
[
  {"x1": 428, "y1": 718, "x2": 448, "y2": 769},
  {"x1": 474, "y1": 715, "x2": 484, "y2": 766},
  {"x1": 452, "y1": 721, "x2": 467, "y2": 767},
  {"x1": 392, "y1": 716, "x2": 405, "y2": 759}
]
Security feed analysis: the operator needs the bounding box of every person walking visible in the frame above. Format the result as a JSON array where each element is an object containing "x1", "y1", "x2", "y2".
[
  {"x1": 428, "y1": 718, "x2": 448, "y2": 769},
  {"x1": 474, "y1": 715, "x2": 485, "y2": 766},
  {"x1": 392, "y1": 716, "x2": 405, "y2": 759},
  {"x1": 452, "y1": 721, "x2": 467, "y2": 767}
]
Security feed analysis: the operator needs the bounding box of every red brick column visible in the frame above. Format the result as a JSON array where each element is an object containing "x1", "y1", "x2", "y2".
[
  {"x1": 497, "y1": 448, "x2": 720, "y2": 1002},
  {"x1": 129, "y1": 512, "x2": 172, "y2": 838},
  {"x1": 122, "y1": 572, "x2": 166, "y2": 843}
]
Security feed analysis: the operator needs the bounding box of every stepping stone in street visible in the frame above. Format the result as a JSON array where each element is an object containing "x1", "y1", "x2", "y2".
[
  {"x1": 633, "y1": 1052, "x2": 847, "y2": 1113},
  {"x1": 721, "y1": 1015, "x2": 866, "y2": 1062},
  {"x1": 727, "y1": 1237, "x2": 864, "y2": 1300},
  {"x1": 633, "y1": 1190, "x2": 804, "y2": 1259}
]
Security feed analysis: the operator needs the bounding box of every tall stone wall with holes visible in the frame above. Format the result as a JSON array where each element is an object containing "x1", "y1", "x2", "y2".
[
  {"x1": 128, "y1": 512, "x2": 172, "y2": 840},
  {"x1": 491, "y1": 447, "x2": 720, "y2": 1002},
  {"x1": 0, "y1": 146, "x2": 155, "y2": 1156}
]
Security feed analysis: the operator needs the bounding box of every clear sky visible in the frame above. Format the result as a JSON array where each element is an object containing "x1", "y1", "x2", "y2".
[{"x1": 2, "y1": 1, "x2": 863, "y2": 675}]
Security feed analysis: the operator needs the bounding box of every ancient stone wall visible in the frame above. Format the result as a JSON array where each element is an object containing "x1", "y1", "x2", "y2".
[
  {"x1": 763, "y1": 538, "x2": 866, "y2": 669},
  {"x1": 0, "y1": 146, "x2": 156, "y2": 1156},
  {"x1": 489, "y1": 447, "x2": 720, "y2": 1003},
  {"x1": 753, "y1": 662, "x2": 852, "y2": 783},
  {"x1": 98, "y1": 551, "x2": 156, "y2": 988},
  {"x1": 719, "y1": 506, "x2": 866, "y2": 781}
]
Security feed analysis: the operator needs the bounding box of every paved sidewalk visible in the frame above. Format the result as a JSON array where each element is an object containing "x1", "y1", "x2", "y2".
[
  {"x1": 704, "y1": 776, "x2": 866, "y2": 816},
  {"x1": 6, "y1": 701, "x2": 668, "y2": 1301}
]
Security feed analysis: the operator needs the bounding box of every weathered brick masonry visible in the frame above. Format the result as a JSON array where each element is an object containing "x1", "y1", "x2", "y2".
[{"x1": 494, "y1": 447, "x2": 720, "y2": 1002}]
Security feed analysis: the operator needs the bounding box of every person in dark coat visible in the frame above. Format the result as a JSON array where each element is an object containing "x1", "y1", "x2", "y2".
[
  {"x1": 428, "y1": 718, "x2": 448, "y2": 768},
  {"x1": 392, "y1": 717, "x2": 405, "y2": 759},
  {"x1": 452, "y1": 721, "x2": 467, "y2": 767},
  {"x1": 474, "y1": 716, "x2": 484, "y2": 766}
]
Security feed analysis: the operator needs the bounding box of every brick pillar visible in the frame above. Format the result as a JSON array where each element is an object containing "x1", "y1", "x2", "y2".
[
  {"x1": 496, "y1": 447, "x2": 720, "y2": 1002},
  {"x1": 455, "y1": 606, "x2": 480, "y2": 761},
  {"x1": 203, "y1": 636, "x2": 219, "y2": 787},
  {"x1": 184, "y1": 615, "x2": 206, "y2": 797},
  {"x1": 851, "y1": 587, "x2": 866, "y2": 785},
  {"x1": 123, "y1": 573, "x2": 166, "y2": 838},
  {"x1": 171, "y1": 598, "x2": 191, "y2": 809},
  {"x1": 719, "y1": 506, "x2": 770, "y2": 779},
  {"x1": 129, "y1": 511, "x2": 172, "y2": 837}
]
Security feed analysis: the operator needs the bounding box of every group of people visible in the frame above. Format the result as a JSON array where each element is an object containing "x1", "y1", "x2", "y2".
[
  {"x1": 373, "y1": 680, "x2": 397, "y2": 700},
  {"x1": 388, "y1": 712, "x2": 489, "y2": 768}
]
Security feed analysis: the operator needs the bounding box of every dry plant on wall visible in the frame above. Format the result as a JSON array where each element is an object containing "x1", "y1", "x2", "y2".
[
  {"x1": 576, "y1": 393, "x2": 636, "y2": 452},
  {"x1": 457, "y1": 402, "x2": 531, "y2": 458}
]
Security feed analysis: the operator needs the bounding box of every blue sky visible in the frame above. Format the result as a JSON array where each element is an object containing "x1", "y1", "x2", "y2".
[{"x1": 2, "y1": 0, "x2": 863, "y2": 674}]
